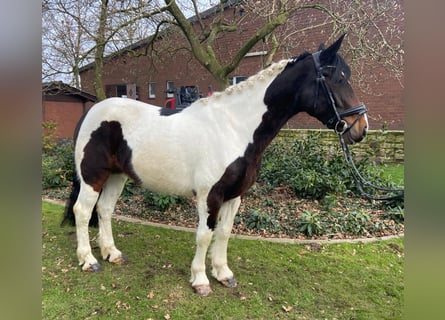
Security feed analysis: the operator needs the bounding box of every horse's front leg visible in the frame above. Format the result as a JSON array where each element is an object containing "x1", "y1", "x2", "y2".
[
  {"x1": 211, "y1": 197, "x2": 241, "y2": 288},
  {"x1": 190, "y1": 197, "x2": 214, "y2": 296}
]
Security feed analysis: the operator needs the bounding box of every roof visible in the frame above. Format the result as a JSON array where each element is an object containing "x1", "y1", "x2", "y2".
[{"x1": 42, "y1": 81, "x2": 97, "y2": 102}]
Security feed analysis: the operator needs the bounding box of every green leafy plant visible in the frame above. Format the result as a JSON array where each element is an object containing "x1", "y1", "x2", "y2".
[
  {"x1": 42, "y1": 121, "x2": 57, "y2": 153},
  {"x1": 343, "y1": 210, "x2": 371, "y2": 235},
  {"x1": 383, "y1": 206, "x2": 404, "y2": 224},
  {"x1": 298, "y1": 210, "x2": 323, "y2": 236},
  {"x1": 42, "y1": 139, "x2": 75, "y2": 188},
  {"x1": 143, "y1": 191, "x2": 186, "y2": 212},
  {"x1": 322, "y1": 193, "x2": 338, "y2": 211},
  {"x1": 259, "y1": 132, "x2": 401, "y2": 203},
  {"x1": 120, "y1": 181, "x2": 142, "y2": 199},
  {"x1": 242, "y1": 209, "x2": 281, "y2": 233},
  {"x1": 259, "y1": 132, "x2": 354, "y2": 199}
]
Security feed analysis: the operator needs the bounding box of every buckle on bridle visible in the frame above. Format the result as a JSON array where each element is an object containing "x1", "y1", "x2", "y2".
[{"x1": 334, "y1": 120, "x2": 348, "y2": 134}]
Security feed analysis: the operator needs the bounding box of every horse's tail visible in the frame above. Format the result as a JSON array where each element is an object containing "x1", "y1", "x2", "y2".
[
  {"x1": 61, "y1": 175, "x2": 99, "y2": 228},
  {"x1": 61, "y1": 109, "x2": 99, "y2": 228},
  {"x1": 61, "y1": 175, "x2": 80, "y2": 226}
]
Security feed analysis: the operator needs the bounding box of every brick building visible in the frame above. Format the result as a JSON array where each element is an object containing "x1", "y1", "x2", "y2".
[
  {"x1": 42, "y1": 82, "x2": 97, "y2": 139},
  {"x1": 79, "y1": 1, "x2": 404, "y2": 130}
]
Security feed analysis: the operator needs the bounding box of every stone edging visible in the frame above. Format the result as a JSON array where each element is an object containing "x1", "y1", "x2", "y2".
[{"x1": 43, "y1": 197, "x2": 404, "y2": 244}]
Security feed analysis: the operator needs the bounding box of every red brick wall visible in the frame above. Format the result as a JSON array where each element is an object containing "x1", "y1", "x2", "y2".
[{"x1": 42, "y1": 98, "x2": 90, "y2": 139}]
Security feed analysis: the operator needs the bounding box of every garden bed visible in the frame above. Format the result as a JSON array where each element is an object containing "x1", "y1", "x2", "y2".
[
  {"x1": 42, "y1": 132, "x2": 404, "y2": 240},
  {"x1": 43, "y1": 182, "x2": 404, "y2": 241}
]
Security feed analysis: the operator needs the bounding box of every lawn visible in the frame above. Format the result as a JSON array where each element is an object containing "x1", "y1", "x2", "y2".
[
  {"x1": 42, "y1": 201, "x2": 404, "y2": 319},
  {"x1": 380, "y1": 164, "x2": 404, "y2": 185}
]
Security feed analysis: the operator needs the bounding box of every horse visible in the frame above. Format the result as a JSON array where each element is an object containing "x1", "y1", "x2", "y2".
[{"x1": 62, "y1": 34, "x2": 368, "y2": 296}]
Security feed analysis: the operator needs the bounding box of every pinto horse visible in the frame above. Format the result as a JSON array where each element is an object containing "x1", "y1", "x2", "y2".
[{"x1": 63, "y1": 35, "x2": 368, "y2": 296}]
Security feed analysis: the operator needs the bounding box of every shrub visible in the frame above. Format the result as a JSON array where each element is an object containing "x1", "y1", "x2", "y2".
[
  {"x1": 42, "y1": 139, "x2": 75, "y2": 188},
  {"x1": 143, "y1": 191, "x2": 187, "y2": 212},
  {"x1": 42, "y1": 121, "x2": 57, "y2": 153},
  {"x1": 342, "y1": 210, "x2": 372, "y2": 235},
  {"x1": 297, "y1": 210, "x2": 323, "y2": 237},
  {"x1": 383, "y1": 206, "x2": 404, "y2": 224},
  {"x1": 240, "y1": 209, "x2": 282, "y2": 233},
  {"x1": 259, "y1": 132, "x2": 355, "y2": 199},
  {"x1": 259, "y1": 131, "x2": 398, "y2": 200}
]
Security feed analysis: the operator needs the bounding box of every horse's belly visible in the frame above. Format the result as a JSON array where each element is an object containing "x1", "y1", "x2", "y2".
[{"x1": 130, "y1": 153, "x2": 196, "y2": 197}]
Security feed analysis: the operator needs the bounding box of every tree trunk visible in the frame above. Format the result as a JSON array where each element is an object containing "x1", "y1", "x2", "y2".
[{"x1": 94, "y1": 0, "x2": 108, "y2": 101}]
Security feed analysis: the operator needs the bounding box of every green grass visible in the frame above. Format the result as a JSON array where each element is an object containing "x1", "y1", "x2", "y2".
[
  {"x1": 42, "y1": 201, "x2": 404, "y2": 319},
  {"x1": 379, "y1": 164, "x2": 404, "y2": 185}
]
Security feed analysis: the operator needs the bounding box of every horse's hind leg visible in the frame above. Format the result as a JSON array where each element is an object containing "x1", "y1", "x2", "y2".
[
  {"x1": 96, "y1": 173, "x2": 128, "y2": 265},
  {"x1": 74, "y1": 183, "x2": 101, "y2": 271},
  {"x1": 211, "y1": 197, "x2": 241, "y2": 288},
  {"x1": 190, "y1": 196, "x2": 214, "y2": 296}
]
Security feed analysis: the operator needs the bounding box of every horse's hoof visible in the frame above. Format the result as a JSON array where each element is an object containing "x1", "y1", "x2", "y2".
[
  {"x1": 110, "y1": 255, "x2": 129, "y2": 265},
  {"x1": 193, "y1": 285, "x2": 213, "y2": 296},
  {"x1": 85, "y1": 263, "x2": 103, "y2": 272},
  {"x1": 220, "y1": 277, "x2": 238, "y2": 288}
]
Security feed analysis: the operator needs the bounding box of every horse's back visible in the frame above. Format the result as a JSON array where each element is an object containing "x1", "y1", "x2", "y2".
[
  {"x1": 81, "y1": 97, "x2": 160, "y2": 124},
  {"x1": 74, "y1": 98, "x2": 198, "y2": 196},
  {"x1": 76, "y1": 98, "x2": 164, "y2": 141},
  {"x1": 74, "y1": 96, "x2": 258, "y2": 197}
]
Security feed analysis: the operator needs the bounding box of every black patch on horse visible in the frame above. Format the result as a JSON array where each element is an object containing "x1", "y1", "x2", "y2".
[
  {"x1": 81, "y1": 120, "x2": 141, "y2": 192},
  {"x1": 206, "y1": 52, "x2": 317, "y2": 230}
]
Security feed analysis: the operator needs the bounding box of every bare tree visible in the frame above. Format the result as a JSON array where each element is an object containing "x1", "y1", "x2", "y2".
[
  {"x1": 42, "y1": 0, "x2": 92, "y2": 87},
  {"x1": 43, "y1": 0, "x2": 403, "y2": 96},
  {"x1": 290, "y1": 0, "x2": 404, "y2": 91},
  {"x1": 42, "y1": 0, "x2": 171, "y2": 98},
  {"x1": 164, "y1": 0, "x2": 305, "y2": 89},
  {"x1": 163, "y1": 0, "x2": 403, "y2": 90}
]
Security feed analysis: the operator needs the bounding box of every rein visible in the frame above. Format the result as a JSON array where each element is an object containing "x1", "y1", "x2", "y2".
[
  {"x1": 338, "y1": 135, "x2": 404, "y2": 201},
  {"x1": 312, "y1": 51, "x2": 404, "y2": 202}
]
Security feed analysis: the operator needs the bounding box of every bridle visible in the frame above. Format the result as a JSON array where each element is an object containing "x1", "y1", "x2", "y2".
[
  {"x1": 312, "y1": 51, "x2": 368, "y2": 135},
  {"x1": 311, "y1": 51, "x2": 404, "y2": 202}
]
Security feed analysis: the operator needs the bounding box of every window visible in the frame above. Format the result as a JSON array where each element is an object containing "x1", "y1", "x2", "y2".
[
  {"x1": 126, "y1": 83, "x2": 139, "y2": 100},
  {"x1": 149, "y1": 82, "x2": 156, "y2": 99},
  {"x1": 116, "y1": 85, "x2": 127, "y2": 97},
  {"x1": 229, "y1": 76, "x2": 248, "y2": 86},
  {"x1": 105, "y1": 84, "x2": 126, "y2": 98},
  {"x1": 166, "y1": 81, "x2": 175, "y2": 98}
]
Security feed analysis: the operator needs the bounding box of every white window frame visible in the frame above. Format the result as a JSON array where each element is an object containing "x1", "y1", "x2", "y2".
[
  {"x1": 166, "y1": 81, "x2": 174, "y2": 98},
  {"x1": 149, "y1": 82, "x2": 156, "y2": 99},
  {"x1": 229, "y1": 76, "x2": 248, "y2": 86}
]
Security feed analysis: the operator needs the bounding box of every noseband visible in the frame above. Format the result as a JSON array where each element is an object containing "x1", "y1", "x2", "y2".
[{"x1": 312, "y1": 51, "x2": 367, "y2": 135}]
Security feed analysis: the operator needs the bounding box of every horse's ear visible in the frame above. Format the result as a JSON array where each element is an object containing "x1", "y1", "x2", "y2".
[
  {"x1": 320, "y1": 33, "x2": 346, "y2": 64},
  {"x1": 318, "y1": 43, "x2": 326, "y2": 51}
]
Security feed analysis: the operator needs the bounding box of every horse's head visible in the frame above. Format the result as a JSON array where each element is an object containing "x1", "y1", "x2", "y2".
[
  {"x1": 305, "y1": 34, "x2": 368, "y2": 144},
  {"x1": 265, "y1": 34, "x2": 368, "y2": 144}
]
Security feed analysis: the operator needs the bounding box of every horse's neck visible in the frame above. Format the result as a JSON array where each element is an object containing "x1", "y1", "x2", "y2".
[
  {"x1": 219, "y1": 82, "x2": 270, "y2": 122},
  {"x1": 194, "y1": 62, "x2": 288, "y2": 139}
]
